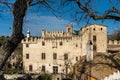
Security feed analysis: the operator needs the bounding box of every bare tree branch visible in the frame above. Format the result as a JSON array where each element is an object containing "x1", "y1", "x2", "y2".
[{"x1": 75, "y1": 0, "x2": 120, "y2": 21}]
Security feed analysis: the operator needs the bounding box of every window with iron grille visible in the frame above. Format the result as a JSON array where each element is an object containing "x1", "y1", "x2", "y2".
[{"x1": 53, "y1": 66, "x2": 58, "y2": 74}]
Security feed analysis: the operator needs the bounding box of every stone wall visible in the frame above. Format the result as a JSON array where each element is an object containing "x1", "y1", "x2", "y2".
[{"x1": 108, "y1": 40, "x2": 120, "y2": 45}]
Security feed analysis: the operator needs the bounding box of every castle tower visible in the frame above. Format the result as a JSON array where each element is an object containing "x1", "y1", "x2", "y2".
[
  {"x1": 66, "y1": 24, "x2": 73, "y2": 33},
  {"x1": 27, "y1": 29, "x2": 30, "y2": 38},
  {"x1": 81, "y1": 24, "x2": 107, "y2": 55}
]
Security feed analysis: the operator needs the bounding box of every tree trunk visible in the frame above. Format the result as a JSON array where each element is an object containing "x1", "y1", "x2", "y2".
[{"x1": 0, "y1": 0, "x2": 31, "y2": 78}]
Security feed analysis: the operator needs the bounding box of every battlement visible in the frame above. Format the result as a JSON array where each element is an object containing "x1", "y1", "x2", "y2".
[
  {"x1": 41, "y1": 30, "x2": 73, "y2": 38},
  {"x1": 22, "y1": 35, "x2": 81, "y2": 43},
  {"x1": 21, "y1": 37, "x2": 39, "y2": 44},
  {"x1": 108, "y1": 40, "x2": 120, "y2": 45}
]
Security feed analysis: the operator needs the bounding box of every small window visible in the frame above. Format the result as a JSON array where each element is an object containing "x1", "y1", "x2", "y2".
[
  {"x1": 64, "y1": 54, "x2": 68, "y2": 60},
  {"x1": 68, "y1": 28, "x2": 70, "y2": 32},
  {"x1": 59, "y1": 42, "x2": 63, "y2": 46},
  {"x1": 93, "y1": 45, "x2": 96, "y2": 51},
  {"x1": 26, "y1": 44, "x2": 29, "y2": 47},
  {"x1": 29, "y1": 65, "x2": 33, "y2": 71},
  {"x1": 26, "y1": 53, "x2": 29, "y2": 59},
  {"x1": 42, "y1": 41, "x2": 45, "y2": 46},
  {"x1": 41, "y1": 53, "x2": 46, "y2": 60},
  {"x1": 76, "y1": 57, "x2": 78, "y2": 61},
  {"x1": 53, "y1": 53, "x2": 57, "y2": 60},
  {"x1": 101, "y1": 28, "x2": 103, "y2": 30},
  {"x1": 76, "y1": 44, "x2": 78, "y2": 47},
  {"x1": 57, "y1": 78, "x2": 60, "y2": 80},
  {"x1": 93, "y1": 35, "x2": 96, "y2": 42},
  {"x1": 42, "y1": 65, "x2": 45, "y2": 72},
  {"x1": 53, "y1": 66, "x2": 58, "y2": 74},
  {"x1": 93, "y1": 28, "x2": 95, "y2": 31}
]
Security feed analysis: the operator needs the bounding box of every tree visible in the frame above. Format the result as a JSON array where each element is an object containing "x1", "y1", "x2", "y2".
[
  {"x1": 0, "y1": 0, "x2": 120, "y2": 79},
  {"x1": 0, "y1": 0, "x2": 32, "y2": 76},
  {"x1": 75, "y1": 0, "x2": 120, "y2": 21},
  {"x1": 109, "y1": 28, "x2": 120, "y2": 40}
]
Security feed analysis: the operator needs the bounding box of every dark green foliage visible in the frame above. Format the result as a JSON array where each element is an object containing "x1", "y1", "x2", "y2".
[
  {"x1": 36, "y1": 73, "x2": 52, "y2": 80},
  {"x1": 0, "y1": 36, "x2": 9, "y2": 45},
  {"x1": 73, "y1": 30, "x2": 80, "y2": 35}
]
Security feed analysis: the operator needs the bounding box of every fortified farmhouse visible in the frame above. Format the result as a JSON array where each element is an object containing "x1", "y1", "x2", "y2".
[{"x1": 22, "y1": 24, "x2": 107, "y2": 74}]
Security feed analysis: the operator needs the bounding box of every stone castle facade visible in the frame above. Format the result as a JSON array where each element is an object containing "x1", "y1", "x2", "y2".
[{"x1": 22, "y1": 24, "x2": 107, "y2": 74}]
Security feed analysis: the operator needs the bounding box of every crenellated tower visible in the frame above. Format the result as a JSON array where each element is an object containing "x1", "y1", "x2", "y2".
[{"x1": 66, "y1": 24, "x2": 73, "y2": 33}]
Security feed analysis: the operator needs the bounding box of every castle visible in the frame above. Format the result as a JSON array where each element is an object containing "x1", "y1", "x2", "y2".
[{"x1": 22, "y1": 24, "x2": 107, "y2": 75}]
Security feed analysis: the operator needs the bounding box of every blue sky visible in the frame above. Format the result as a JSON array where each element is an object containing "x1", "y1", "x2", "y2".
[{"x1": 0, "y1": 0, "x2": 120, "y2": 36}]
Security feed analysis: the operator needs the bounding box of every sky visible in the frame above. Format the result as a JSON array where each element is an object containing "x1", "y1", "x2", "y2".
[{"x1": 0, "y1": 0, "x2": 120, "y2": 36}]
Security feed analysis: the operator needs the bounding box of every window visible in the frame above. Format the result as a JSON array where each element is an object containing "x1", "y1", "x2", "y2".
[
  {"x1": 42, "y1": 65, "x2": 45, "y2": 72},
  {"x1": 93, "y1": 35, "x2": 96, "y2": 42},
  {"x1": 93, "y1": 45, "x2": 96, "y2": 51},
  {"x1": 101, "y1": 28, "x2": 103, "y2": 30},
  {"x1": 64, "y1": 54, "x2": 68, "y2": 60},
  {"x1": 42, "y1": 41, "x2": 45, "y2": 46},
  {"x1": 26, "y1": 44, "x2": 29, "y2": 47},
  {"x1": 59, "y1": 42, "x2": 63, "y2": 46},
  {"x1": 93, "y1": 28, "x2": 95, "y2": 31},
  {"x1": 29, "y1": 65, "x2": 33, "y2": 71},
  {"x1": 41, "y1": 53, "x2": 45, "y2": 60},
  {"x1": 53, "y1": 53, "x2": 57, "y2": 60},
  {"x1": 53, "y1": 66, "x2": 58, "y2": 74},
  {"x1": 76, "y1": 57, "x2": 78, "y2": 61},
  {"x1": 68, "y1": 28, "x2": 70, "y2": 32},
  {"x1": 26, "y1": 53, "x2": 29, "y2": 59},
  {"x1": 76, "y1": 44, "x2": 78, "y2": 47},
  {"x1": 57, "y1": 78, "x2": 60, "y2": 80}
]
